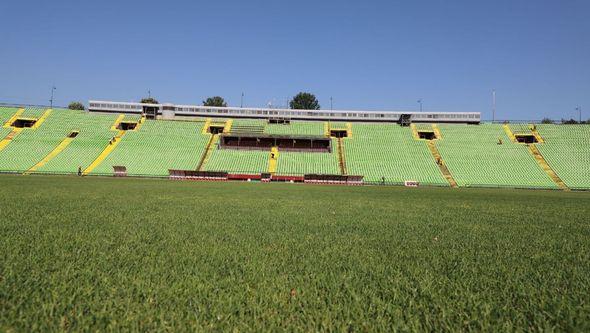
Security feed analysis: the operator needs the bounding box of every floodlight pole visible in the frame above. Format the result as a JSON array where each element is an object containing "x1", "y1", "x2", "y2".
[
  {"x1": 240, "y1": 92, "x2": 244, "y2": 108},
  {"x1": 576, "y1": 106, "x2": 582, "y2": 123},
  {"x1": 330, "y1": 97, "x2": 333, "y2": 110},
  {"x1": 417, "y1": 99, "x2": 423, "y2": 112},
  {"x1": 492, "y1": 89, "x2": 496, "y2": 122},
  {"x1": 49, "y1": 86, "x2": 56, "y2": 109}
]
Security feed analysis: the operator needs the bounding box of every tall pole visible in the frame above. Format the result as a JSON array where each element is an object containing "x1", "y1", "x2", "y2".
[
  {"x1": 330, "y1": 97, "x2": 333, "y2": 110},
  {"x1": 49, "y1": 86, "x2": 56, "y2": 109},
  {"x1": 148, "y1": 89, "x2": 151, "y2": 98},
  {"x1": 240, "y1": 92, "x2": 244, "y2": 108},
  {"x1": 417, "y1": 99, "x2": 422, "y2": 112},
  {"x1": 492, "y1": 89, "x2": 496, "y2": 122},
  {"x1": 576, "y1": 106, "x2": 582, "y2": 123}
]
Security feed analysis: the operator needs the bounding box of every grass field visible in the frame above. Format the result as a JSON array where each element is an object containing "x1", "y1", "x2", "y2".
[{"x1": 1, "y1": 175, "x2": 589, "y2": 331}]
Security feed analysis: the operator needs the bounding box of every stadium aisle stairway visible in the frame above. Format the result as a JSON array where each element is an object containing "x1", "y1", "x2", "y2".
[
  {"x1": 197, "y1": 134, "x2": 219, "y2": 171},
  {"x1": 426, "y1": 141, "x2": 458, "y2": 187},
  {"x1": 268, "y1": 147, "x2": 279, "y2": 173},
  {"x1": 337, "y1": 138, "x2": 347, "y2": 175}
]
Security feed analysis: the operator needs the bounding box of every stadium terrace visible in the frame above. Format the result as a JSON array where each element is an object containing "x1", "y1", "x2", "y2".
[{"x1": 0, "y1": 104, "x2": 588, "y2": 190}]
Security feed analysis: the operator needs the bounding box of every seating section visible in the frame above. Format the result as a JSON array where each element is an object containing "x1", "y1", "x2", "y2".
[
  {"x1": 276, "y1": 142, "x2": 340, "y2": 175},
  {"x1": 36, "y1": 112, "x2": 119, "y2": 174},
  {"x1": 535, "y1": 125, "x2": 590, "y2": 189},
  {"x1": 91, "y1": 120, "x2": 209, "y2": 176},
  {"x1": 436, "y1": 124, "x2": 556, "y2": 188},
  {"x1": 266, "y1": 121, "x2": 324, "y2": 136},
  {"x1": 0, "y1": 106, "x2": 588, "y2": 189},
  {"x1": 230, "y1": 119, "x2": 266, "y2": 134},
  {"x1": 508, "y1": 123, "x2": 533, "y2": 133},
  {"x1": 0, "y1": 107, "x2": 20, "y2": 138},
  {"x1": 0, "y1": 106, "x2": 21, "y2": 124},
  {"x1": 203, "y1": 147, "x2": 269, "y2": 174},
  {"x1": 0, "y1": 108, "x2": 85, "y2": 172},
  {"x1": 328, "y1": 122, "x2": 348, "y2": 128},
  {"x1": 19, "y1": 107, "x2": 48, "y2": 118},
  {"x1": 344, "y1": 124, "x2": 447, "y2": 184}
]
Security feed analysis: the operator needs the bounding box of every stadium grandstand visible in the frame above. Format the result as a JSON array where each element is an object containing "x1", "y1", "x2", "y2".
[{"x1": 0, "y1": 103, "x2": 588, "y2": 190}]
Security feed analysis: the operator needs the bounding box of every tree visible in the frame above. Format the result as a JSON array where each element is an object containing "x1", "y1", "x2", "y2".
[
  {"x1": 289, "y1": 92, "x2": 320, "y2": 110},
  {"x1": 140, "y1": 97, "x2": 159, "y2": 104},
  {"x1": 561, "y1": 118, "x2": 578, "y2": 124},
  {"x1": 540, "y1": 118, "x2": 554, "y2": 124},
  {"x1": 203, "y1": 96, "x2": 227, "y2": 107},
  {"x1": 67, "y1": 102, "x2": 85, "y2": 110}
]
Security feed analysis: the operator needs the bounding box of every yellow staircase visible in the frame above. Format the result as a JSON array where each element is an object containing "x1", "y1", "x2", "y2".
[
  {"x1": 529, "y1": 125, "x2": 545, "y2": 143},
  {"x1": 0, "y1": 128, "x2": 23, "y2": 151},
  {"x1": 411, "y1": 123, "x2": 440, "y2": 141},
  {"x1": 346, "y1": 123, "x2": 353, "y2": 138},
  {"x1": 110, "y1": 114, "x2": 125, "y2": 131},
  {"x1": 3, "y1": 108, "x2": 24, "y2": 128},
  {"x1": 432, "y1": 124, "x2": 442, "y2": 139},
  {"x1": 528, "y1": 144, "x2": 568, "y2": 190},
  {"x1": 268, "y1": 147, "x2": 279, "y2": 174},
  {"x1": 324, "y1": 122, "x2": 330, "y2": 136},
  {"x1": 196, "y1": 134, "x2": 218, "y2": 171},
  {"x1": 134, "y1": 116, "x2": 147, "y2": 131},
  {"x1": 83, "y1": 130, "x2": 125, "y2": 175},
  {"x1": 336, "y1": 138, "x2": 347, "y2": 175},
  {"x1": 410, "y1": 123, "x2": 420, "y2": 140},
  {"x1": 427, "y1": 141, "x2": 457, "y2": 188},
  {"x1": 201, "y1": 118, "x2": 212, "y2": 134},
  {"x1": 31, "y1": 109, "x2": 52, "y2": 129},
  {"x1": 502, "y1": 124, "x2": 517, "y2": 142},
  {"x1": 223, "y1": 119, "x2": 233, "y2": 133},
  {"x1": 25, "y1": 134, "x2": 77, "y2": 174}
]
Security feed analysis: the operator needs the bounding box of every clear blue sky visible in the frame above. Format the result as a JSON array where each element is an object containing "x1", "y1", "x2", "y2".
[{"x1": 1, "y1": 0, "x2": 588, "y2": 120}]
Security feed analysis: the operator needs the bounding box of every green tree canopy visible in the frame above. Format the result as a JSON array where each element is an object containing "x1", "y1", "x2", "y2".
[
  {"x1": 140, "y1": 97, "x2": 159, "y2": 104},
  {"x1": 540, "y1": 118, "x2": 554, "y2": 124},
  {"x1": 203, "y1": 96, "x2": 227, "y2": 107},
  {"x1": 289, "y1": 92, "x2": 320, "y2": 110},
  {"x1": 67, "y1": 102, "x2": 85, "y2": 110}
]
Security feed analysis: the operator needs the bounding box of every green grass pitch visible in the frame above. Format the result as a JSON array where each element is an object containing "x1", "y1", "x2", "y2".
[{"x1": 1, "y1": 175, "x2": 589, "y2": 331}]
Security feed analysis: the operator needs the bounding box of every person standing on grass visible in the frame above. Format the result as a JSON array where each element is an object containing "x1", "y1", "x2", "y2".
[{"x1": 78, "y1": 166, "x2": 82, "y2": 176}]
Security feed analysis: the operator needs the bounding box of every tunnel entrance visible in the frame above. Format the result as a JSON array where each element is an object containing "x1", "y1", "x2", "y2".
[
  {"x1": 418, "y1": 131, "x2": 436, "y2": 140},
  {"x1": 515, "y1": 134, "x2": 537, "y2": 144},
  {"x1": 11, "y1": 118, "x2": 37, "y2": 128},
  {"x1": 330, "y1": 129, "x2": 348, "y2": 138},
  {"x1": 117, "y1": 122, "x2": 138, "y2": 131},
  {"x1": 208, "y1": 125, "x2": 225, "y2": 134}
]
